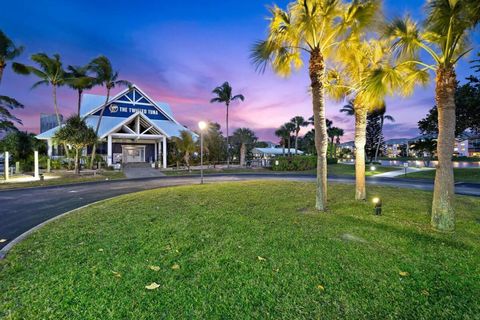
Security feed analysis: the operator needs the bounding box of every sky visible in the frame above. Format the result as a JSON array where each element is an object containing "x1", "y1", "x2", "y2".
[{"x1": 1, "y1": 0, "x2": 478, "y2": 142}]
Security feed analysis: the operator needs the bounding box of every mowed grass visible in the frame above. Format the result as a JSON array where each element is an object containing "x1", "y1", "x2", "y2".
[
  {"x1": 327, "y1": 164, "x2": 400, "y2": 176},
  {"x1": 1, "y1": 181, "x2": 479, "y2": 319},
  {"x1": 402, "y1": 168, "x2": 480, "y2": 183}
]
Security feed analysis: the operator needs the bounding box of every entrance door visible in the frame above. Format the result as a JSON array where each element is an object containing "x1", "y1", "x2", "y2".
[{"x1": 122, "y1": 146, "x2": 145, "y2": 163}]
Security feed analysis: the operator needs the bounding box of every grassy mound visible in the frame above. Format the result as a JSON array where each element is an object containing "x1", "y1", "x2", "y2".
[{"x1": 1, "y1": 181, "x2": 479, "y2": 319}]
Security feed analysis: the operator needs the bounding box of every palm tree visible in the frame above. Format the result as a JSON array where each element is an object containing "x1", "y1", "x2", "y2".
[
  {"x1": 290, "y1": 116, "x2": 308, "y2": 154},
  {"x1": 327, "y1": 127, "x2": 343, "y2": 158},
  {"x1": 334, "y1": 128, "x2": 344, "y2": 157},
  {"x1": 65, "y1": 65, "x2": 96, "y2": 116},
  {"x1": 410, "y1": 138, "x2": 437, "y2": 167},
  {"x1": 54, "y1": 116, "x2": 97, "y2": 175},
  {"x1": 275, "y1": 125, "x2": 290, "y2": 156},
  {"x1": 0, "y1": 96, "x2": 23, "y2": 133},
  {"x1": 172, "y1": 130, "x2": 197, "y2": 172},
  {"x1": 232, "y1": 128, "x2": 257, "y2": 166},
  {"x1": 340, "y1": 101, "x2": 355, "y2": 116},
  {"x1": 87, "y1": 56, "x2": 131, "y2": 168},
  {"x1": 284, "y1": 122, "x2": 296, "y2": 156},
  {"x1": 210, "y1": 82, "x2": 244, "y2": 168},
  {"x1": 0, "y1": 30, "x2": 24, "y2": 85},
  {"x1": 251, "y1": 0, "x2": 379, "y2": 210},
  {"x1": 383, "y1": 1, "x2": 480, "y2": 231},
  {"x1": 373, "y1": 105, "x2": 395, "y2": 162},
  {"x1": 12, "y1": 53, "x2": 65, "y2": 126}
]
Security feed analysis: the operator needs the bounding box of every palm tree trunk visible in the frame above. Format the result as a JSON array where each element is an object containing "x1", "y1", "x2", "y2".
[
  {"x1": 74, "y1": 149, "x2": 80, "y2": 175},
  {"x1": 310, "y1": 49, "x2": 328, "y2": 211},
  {"x1": 52, "y1": 85, "x2": 62, "y2": 126},
  {"x1": 354, "y1": 106, "x2": 368, "y2": 201},
  {"x1": 295, "y1": 131, "x2": 299, "y2": 155},
  {"x1": 432, "y1": 68, "x2": 456, "y2": 232},
  {"x1": 374, "y1": 117, "x2": 384, "y2": 162},
  {"x1": 282, "y1": 139, "x2": 285, "y2": 156},
  {"x1": 240, "y1": 143, "x2": 246, "y2": 166},
  {"x1": 287, "y1": 137, "x2": 291, "y2": 156},
  {"x1": 77, "y1": 89, "x2": 83, "y2": 116},
  {"x1": 226, "y1": 102, "x2": 230, "y2": 168},
  {"x1": 90, "y1": 89, "x2": 111, "y2": 169},
  {"x1": 185, "y1": 152, "x2": 190, "y2": 172}
]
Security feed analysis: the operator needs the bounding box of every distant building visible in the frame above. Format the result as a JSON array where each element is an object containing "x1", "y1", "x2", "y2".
[
  {"x1": 455, "y1": 133, "x2": 480, "y2": 157},
  {"x1": 40, "y1": 113, "x2": 63, "y2": 133},
  {"x1": 338, "y1": 141, "x2": 355, "y2": 152},
  {"x1": 385, "y1": 138, "x2": 410, "y2": 158},
  {"x1": 252, "y1": 147, "x2": 304, "y2": 158}
]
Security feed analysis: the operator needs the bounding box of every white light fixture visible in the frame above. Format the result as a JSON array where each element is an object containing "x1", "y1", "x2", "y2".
[
  {"x1": 198, "y1": 121, "x2": 207, "y2": 131},
  {"x1": 370, "y1": 165, "x2": 376, "y2": 171}
]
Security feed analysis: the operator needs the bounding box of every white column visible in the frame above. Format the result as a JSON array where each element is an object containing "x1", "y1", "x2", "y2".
[
  {"x1": 47, "y1": 139, "x2": 53, "y2": 157},
  {"x1": 107, "y1": 135, "x2": 113, "y2": 166},
  {"x1": 162, "y1": 136, "x2": 167, "y2": 169},
  {"x1": 34, "y1": 150, "x2": 39, "y2": 179},
  {"x1": 4, "y1": 151, "x2": 9, "y2": 181}
]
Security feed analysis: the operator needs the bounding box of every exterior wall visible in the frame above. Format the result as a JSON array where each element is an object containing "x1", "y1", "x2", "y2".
[{"x1": 112, "y1": 143, "x2": 155, "y2": 163}]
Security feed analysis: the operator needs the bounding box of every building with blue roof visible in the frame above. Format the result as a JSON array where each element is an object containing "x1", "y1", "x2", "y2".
[{"x1": 36, "y1": 85, "x2": 195, "y2": 167}]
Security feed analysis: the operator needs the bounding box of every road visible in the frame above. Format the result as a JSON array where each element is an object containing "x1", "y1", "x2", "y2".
[{"x1": 1, "y1": 173, "x2": 479, "y2": 251}]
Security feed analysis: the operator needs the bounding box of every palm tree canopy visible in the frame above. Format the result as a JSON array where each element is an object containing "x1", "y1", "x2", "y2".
[
  {"x1": 290, "y1": 116, "x2": 309, "y2": 132},
  {"x1": 54, "y1": 115, "x2": 97, "y2": 148},
  {"x1": 12, "y1": 53, "x2": 65, "y2": 88},
  {"x1": 0, "y1": 30, "x2": 24, "y2": 66},
  {"x1": 340, "y1": 100, "x2": 355, "y2": 115},
  {"x1": 173, "y1": 130, "x2": 197, "y2": 154},
  {"x1": 232, "y1": 128, "x2": 258, "y2": 145},
  {"x1": 0, "y1": 95, "x2": 24, "y2": 131},
  {"x1": 275, "y1": 125, "x2": 290, "y2": 139},
  {"x1": 88, "y1": 56, "x2": 131, "y2": 89},
  {"x1": 284, "y1": 122, "x2": 296, "y2": 133},
  {"x1": 65, "y1": 65, "x2": 96, "y2": 91},
  {"x1": 210, "y1": 81, "x2": 245, "y2": 105},
  {"x1": 251, "y1": 0, "x2": 381, "y2": 76}
]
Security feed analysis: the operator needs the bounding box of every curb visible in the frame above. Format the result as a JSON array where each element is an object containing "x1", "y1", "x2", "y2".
[{"x1": 0, "y1": 197, "x2": 113, "y2": 260}]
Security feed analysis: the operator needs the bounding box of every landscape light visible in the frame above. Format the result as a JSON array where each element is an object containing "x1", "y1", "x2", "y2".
[
  {"x1": 370, "y1": 165, "x2": 376, "y2": 171},
  {"x1": 372, "y1": 197, "x2": 382, "y2": 215},
  {"x1": 198, "y1": 121, "x2": 207, "y2": 131},
  {"x1": 275, "y1": 160, "x2": 279, "y2": 166}
]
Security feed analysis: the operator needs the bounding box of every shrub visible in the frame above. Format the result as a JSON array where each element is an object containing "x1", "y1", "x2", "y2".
[{"x1": 271, "y1": 156, "x2": 317, "y2": 171}]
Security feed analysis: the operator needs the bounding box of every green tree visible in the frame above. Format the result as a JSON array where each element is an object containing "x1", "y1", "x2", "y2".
[
  {"x1": 384, "y1": 0, "x2": 480, "y2": 231},
  {"x1": 232, "y1": 128, "x2": 258, "y2": 166},
  {"x1": 0, "y1": 96, "x2": 23, "y2": 133},
  {"x1": 0, "y1": 30, "x2": 24, "y2": 85},
  {"x1": 251, "y1": 0, "x2": 379, "y2": 210},
  {"x1": 172, "y1": 130, "x2": 197, "y2": 171},
  {"x1": 210, "y1": 82, "x2": 245, "y2": 167},
  {"x1": 275, "y1": 125, "x2": 290, "y2": 156},
  {"x1": 65, "y1": 65, "x2": 96, "y2": 115},
  {"x1": 410, "y1": 138, "x2": 437, "y2": 167},
  {"x1": 290, "y1": 116, "x2": 308, "y2": 154},
  {"x1": 12, "y1": 53, "x2": 65, "y2": 126},
  {"x1": 374, "y1": 105, "x2": 395, "y2": 162},
  {"x1": 54, "y1": 116, "x2": 97, "y2": 175},
  {"x1": 284, "y1": 122, "x2": 296, "y2": 156},
  {"x1": 365, "y1": 113, "x2": 383, "y2": 162},
  {"x1": 87, "y1": 56, "x2": 131, "y2": 168},
  {"x1": 204, "y1": 122, "x2": 226, "y2": 167}
]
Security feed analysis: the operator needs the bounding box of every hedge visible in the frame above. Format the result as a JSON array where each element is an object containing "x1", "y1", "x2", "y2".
[{"x1": 271, "y1": 156, "x2": 337, "y2": 171}]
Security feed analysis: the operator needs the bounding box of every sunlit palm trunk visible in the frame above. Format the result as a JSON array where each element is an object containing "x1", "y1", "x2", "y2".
[
  {"x1": 354, "y1": 106, "x2": 367, "y2": 201},
  {"x1": 184, "y1": 152, "x2": 190, "y2": 172},
  {"x1": 53, "y1": 85, "x2": 69, "y2": 155},
  {"x1": 90, "y1": 90, "x2": 111, "y2": 169},
  {"x1": 310, "y1": 49, "x2": 328, "y2": 211},
  {"x1": 240, "y1": 143, "x2": 246, "y2": 166},
  {"x1": 74, "y1": 149, "x2": 80, "y2": 175},
  {"x1": 432, "y1": 68, "x2": 456, "y2": 232}
]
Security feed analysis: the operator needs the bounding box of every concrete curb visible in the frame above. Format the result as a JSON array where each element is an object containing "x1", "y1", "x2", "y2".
[{"x1": 0, "y1": 197, "x2": 113, "y2": 260}]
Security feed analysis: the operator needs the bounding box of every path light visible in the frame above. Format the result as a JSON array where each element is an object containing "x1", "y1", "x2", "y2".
[
  {"x1": 198, "y1": 121, "x2": 207, "y2": 184},
  {"x1": 372, "y1": 197, "x2": 382, "y2": 215},
  {"x1": 370, "y1": 165, "x2": 376, "y2": 171},
  {"x1": 275, "y1": 160, "x2": 279, "y2": 166}
]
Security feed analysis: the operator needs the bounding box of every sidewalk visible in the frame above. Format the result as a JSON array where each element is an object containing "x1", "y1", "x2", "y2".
[{"x1": 373, "y1": 167, "x2": 435, "y2": 178}]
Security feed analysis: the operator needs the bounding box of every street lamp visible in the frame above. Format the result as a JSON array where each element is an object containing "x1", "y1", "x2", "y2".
[{"x1": 198, "y1": 121, "x2": 207, "y2": 184}]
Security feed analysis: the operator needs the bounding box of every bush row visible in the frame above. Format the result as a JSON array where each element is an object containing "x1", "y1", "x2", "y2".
[{"x1": 271, "y1": 156, "x2": 338, "y2": 171}]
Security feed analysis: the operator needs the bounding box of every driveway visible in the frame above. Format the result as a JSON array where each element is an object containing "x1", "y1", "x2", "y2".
[
  {"x1": 1, "y1": 173, "x2": 479, "y2": 254},
  {"x1": 123, "y1": 164, "x2": 165, "y2": 179}
]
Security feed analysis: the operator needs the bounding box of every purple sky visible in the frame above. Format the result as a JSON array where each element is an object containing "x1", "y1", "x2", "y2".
[{"x1": 1, "y1": 0, "x2": 478, "y2": 142}]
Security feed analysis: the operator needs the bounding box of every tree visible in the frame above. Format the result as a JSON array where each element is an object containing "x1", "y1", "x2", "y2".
[
  {"x1": 340, "y1": 101, "x2": 355, "y2": 116},
  {"x1": 299, "y1": 129, "x2": 316, "y2": 155},
  {"x1": 87, "y1": 56, "x2": 131, "y2": 168},
  {"x1": 374, "y1": 105, "x2": 395, "y2": 162},
  {"x1": 0, "y1": 30, "x2": 24, "y2": 85},
  {"x1": 365, "y1": 113, "x2": 384, "y2": 162},
  {"x1": 334, "y1": 128, "x2": 344, "y2": 157},
  {"x1": 172, "y1": 130, "x2": 197, "y2": 171},
  {"x1": 384, "y1": 1, "x2": 480, "y2": 231},
  {"x1": 284, "y1": 122, "x2": 296, "y2": 156},
  {"x1": 251, "y1": 0, "x2": 379, "y2": 210},
  {"x1": 0, "y1": 96, "x2": 23, "y2": 133},
  {"x1": 65, "y1": 65, "x2": 96, "y2": 115},
  {"x1": 275, "y1": 125, "x2": 290, "y2": 156},
  {"x1": 290, "y1": 116, "x2": 308, "y2": 154},
  {"x1": 210, "y1": 82, "x2": 244, "y2": 167},
  {"x1": 204, "y1": 122, "x2": 226, "y2": 167},
  {"x1": 0, "y1": 131, "x2": 44, "y2": 162},
  {"x1": 410, "y1": 138, "x2": 437, "y2": 167},
  {"x1": 327, "y1": 126, "x2": 342, "y2": 158},
  {"x1": 232, "y1": 128, "x2": 257, "y2": 166},
  {"x1": 54, "y1": 116, "x2": 97, "y2": 175},
  {"x1": 12, "y1": 53, "x2": 65, "y2": 126}
]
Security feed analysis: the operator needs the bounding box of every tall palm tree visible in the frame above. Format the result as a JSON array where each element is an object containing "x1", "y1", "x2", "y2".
[
  {"x1": 327, "y1": 127, "x2": 343, "y2": 158},
  {"x1": 334, "y1": 128, "x2": 344, "y2": 157},
  {"x1": 232, "y1": 128, "x2": 257, "y2": 166},
  {"x1": 65, "y1": 65, "x2": 96, "y2": 116},
  {"x1": 340, "y1": 101, "x2": 355, "y2": 116},
  {"x1": 0, "y1": 30, "x2": 24, "y2": 85},
  {"x1": 383, "y1": 0, "x2": 480, "y2": 231},
  {"x1": 172, "y1": 130, "x2": 197, "y2": 172},
  {"x1": 0, "y1": 96, "x2": 23, "y2": 133},
  {"x1": 12, "y1": 53, "x2": 65, "y2": 126},
  {"x1": 373, "y1": 104, "x2": 395, "y2": 162},
  {"x1": 284, "y1": 122, "x2": 296, "y2": 156},
  {"x1": 251, "y1": 0, "x2": 379, "y2": 210},
  {"x1": 87, "y1": 56, "x2": 131, "y2": 168},
  {"x1": 210, "y1": 82, "x2": 244, "y2": 168},
  {"x1": 275, "y1": 125, "x2": 290, "y2": 156},
  {"x1": 290, "y1": 116, "x2": 308, "y2": 154}
]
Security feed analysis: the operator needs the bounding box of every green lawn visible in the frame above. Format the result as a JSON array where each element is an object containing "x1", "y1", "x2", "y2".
[
  {"x1": 0, "y1": 170, "x2": 125, "y2": 190},
  {"x1": 162, "y1": 167, "x2": 272, "y2": 176},
  {"x1": 402, "y1": 168, "x2": 480, "y2": 183},
  {"x1": 1, "y1": 181, "x2": 479, "y2": 319},
  {"x1": 327, "y1": 163, "x2": 400, "y2": 176}
]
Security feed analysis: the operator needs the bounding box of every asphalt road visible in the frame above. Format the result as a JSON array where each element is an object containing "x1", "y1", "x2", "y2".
[{"x1": 1, "y1": 173, "x2": 479, "y2": 251}]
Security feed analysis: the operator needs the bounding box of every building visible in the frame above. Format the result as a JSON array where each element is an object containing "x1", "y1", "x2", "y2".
[
  {"x1": 40, "y1": 113, "x2": 63, "y2": 133},
  {"x1": 37, "y1": 85, "x2": 195, "y2": 167},
  {"x1": 455, "y1": 134, "x2": 480, "y2": 157},
  {"x1": 252, "y1": 147, "x2": 304, "y2": 158},
  {"x1": 384, "y1": 138, "x2": 410, "y2": 158},
  {"x1": 338, "y1": 141, "x2": 355, "y2": 153}
]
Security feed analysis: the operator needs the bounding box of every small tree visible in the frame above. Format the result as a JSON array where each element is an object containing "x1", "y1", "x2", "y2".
[
  {"x1": 290, "y1": 116, "x2": 308, "y2": 155},
  {"x1": 172, "y1": 130, "x2": 197, "y2": 171},
  {"x1": 204, "y1": 122, "x2": 226, "y2": 167},
  {"x1": 54, "y1": 116, "x2": 97, "y2": 175},
  {"x1": 410, "y1": 138, "x2": 437, "y2": 167},
  {"x1": 232, "y1": 128, "x2": 258, "y2": 166}
]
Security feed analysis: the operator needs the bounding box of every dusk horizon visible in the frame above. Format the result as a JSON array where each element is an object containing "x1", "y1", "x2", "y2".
[{"x1": 1, "y1": 0, "x2": 478, "y2": 142}]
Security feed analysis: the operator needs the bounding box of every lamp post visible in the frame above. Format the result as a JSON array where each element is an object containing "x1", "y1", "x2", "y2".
[{"x1": 198, "y1": 121, "x2": 207, "y2": 184}]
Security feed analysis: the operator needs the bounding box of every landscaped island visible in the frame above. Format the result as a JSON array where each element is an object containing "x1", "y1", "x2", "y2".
[{"x1": 1, "y1": 181, "x2": 478, "y2": 318}]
